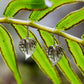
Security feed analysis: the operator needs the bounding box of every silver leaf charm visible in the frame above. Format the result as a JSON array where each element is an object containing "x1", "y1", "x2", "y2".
[
  {"x1": 47, "y1": 45, "x2": 64, "y2": 66},
  {"x1": 19, "y1": 38, "x2": 36, "y2": 59}
]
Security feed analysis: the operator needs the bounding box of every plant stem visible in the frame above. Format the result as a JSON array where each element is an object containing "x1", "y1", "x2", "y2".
[{"x1": 0, "y1": 17, "x2": 84, "y2": 45}]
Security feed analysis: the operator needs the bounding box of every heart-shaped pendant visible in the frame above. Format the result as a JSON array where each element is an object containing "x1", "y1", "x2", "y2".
[
  {"x1": 47, "y1": 45, "x2": 63, "y2": 66},
  {"x1": 19, "y1": 38, "x2": 36, "y2": 59}
]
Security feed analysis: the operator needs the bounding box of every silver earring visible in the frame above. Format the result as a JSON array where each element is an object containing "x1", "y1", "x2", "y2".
[
  {"x1": 19, "y1": 27, "x2": 36, "y2": 59},
  {"x1": 47, "y1": 35, "x2": 64, "y2": 66}
]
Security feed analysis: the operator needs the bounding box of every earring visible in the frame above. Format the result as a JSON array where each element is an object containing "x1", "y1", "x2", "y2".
[
  {"x1": 19, "y1": 26, "x2": 36, "y2": 59},
  {"x1": 47, "y1": 35, "x2": 64, "y2": 66}
]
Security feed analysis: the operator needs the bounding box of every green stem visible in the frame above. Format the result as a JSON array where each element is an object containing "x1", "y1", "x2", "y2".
[{"x1": 0, "y1": 17, "x2": 84, "y2": 45}]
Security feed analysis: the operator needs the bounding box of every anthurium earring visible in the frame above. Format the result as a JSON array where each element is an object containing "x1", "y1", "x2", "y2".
[
  {"x1": 47, "y1": 36, "x2": 64, "y2": 66},
  {"x1": 19, "y1": 27, "x2": 36, "y2": 59}
]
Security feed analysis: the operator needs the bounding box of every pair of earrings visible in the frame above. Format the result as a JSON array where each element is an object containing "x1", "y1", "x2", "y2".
[{"x1": 19, "y1": 27, "x2": 63, "y2": 66}]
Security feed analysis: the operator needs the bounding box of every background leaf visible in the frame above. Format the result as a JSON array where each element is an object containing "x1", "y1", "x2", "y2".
[
  {"x1": 65, "y1": 39, "x2": 84, "y2": 75},
  {"x1": 56, "y1": 7, "x2": 84, "y2": 30},
  {"x1": 81, "y1": 34, "x2": 84, "y2": 40},
  {"x1": 0, "y1": 25, "x2": 22, "y2": 84},
  {"x1": 4, "y1": 0, "x2": 47, "y2": 17},
  {"x1": 29, "y1": 0, "x2": 84, "y2": 22},
  {"x1": 12, "y1": 24, "x2": 61, "y2": 84},
  {"x1": 38, "y1": 30, "x2": 81, "y2": 84}
]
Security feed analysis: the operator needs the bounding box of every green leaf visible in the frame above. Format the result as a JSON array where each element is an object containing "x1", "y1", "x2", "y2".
[
  {"x1": 4, "y1": 0, "x2": 47, "y2": 17},
  {"x1": 65, "y1": 39, "x2": 84, "y2": 75},
  {"x1": 56, "y1": 7, "x2": 84, "y2": 30},
  {"x1": 81, "y1": 34, "x2": 84, "y2": 40},
  {"x1": 12, "y1": 24, "x2": 61, "y2": 84},
  {"x1": 0, "y1": 25, "x2": 22, "y2": 84},
  {"x1": 39, "y1": 30, "x2": 58, "y2": 47},
  {"x1": 29, "y1": 0, "x2": 84, "y2": 22},
  {"x1": 38, "y1": 30, "x2": 82, "y2": 84}
]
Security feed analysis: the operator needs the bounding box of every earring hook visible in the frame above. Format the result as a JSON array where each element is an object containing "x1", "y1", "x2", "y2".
[{"x1": 26, "y1": 26, "x2": 29, "y2": 39}]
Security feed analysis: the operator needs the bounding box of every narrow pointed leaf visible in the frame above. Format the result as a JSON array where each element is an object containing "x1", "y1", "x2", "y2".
[
  {"x1": 29, "y1": 0, "x2": 84, "y2": 22},
  {"x1": 12, "y1": 24, "x2": 61, "y2": 84},
  {"x1": 38, "y1": 30, "x2": 81, "y2": 84},
  {"x1": 4, "y1": 0, "x2": 47, "y2": 17},
  {"x1": 81, "y1": 34, "x2": 84, "y2": 40},
  {"x1": 56, "y1": 7, "x2": 84, "y2": 30},
  {"x1": 0, "y1": 25, "x2": 22, "y2": 84},
  {"x1": 65, "y1": 39, "x2": 84, "y2": 75}
]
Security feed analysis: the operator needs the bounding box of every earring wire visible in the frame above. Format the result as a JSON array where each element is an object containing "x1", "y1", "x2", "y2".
[{"x1": 26, "y1": 26, "x2": 29, "y2": 39}]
